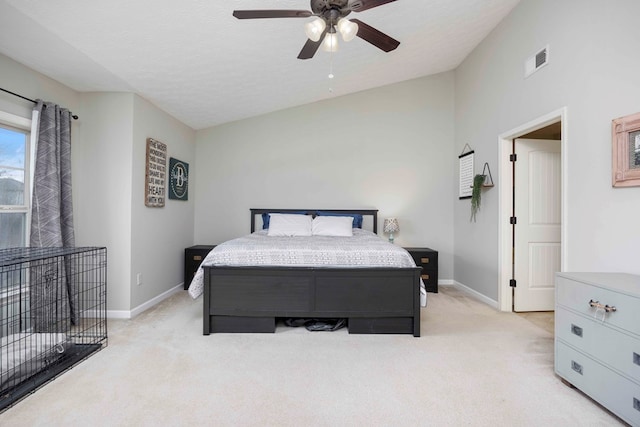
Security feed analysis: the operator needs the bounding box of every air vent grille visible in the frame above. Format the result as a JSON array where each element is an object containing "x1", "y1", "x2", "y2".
[
  {"x1": 525, "y1": 45, "x2": 549, "y2": 78},
  {"x1": 535, "y1": 49, "x2": 547, "y2": 68}
]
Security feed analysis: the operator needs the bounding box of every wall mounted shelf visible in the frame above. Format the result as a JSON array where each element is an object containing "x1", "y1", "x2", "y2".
[{"x1": 469, "y1": 162, "x2": 494, "y2": 188}]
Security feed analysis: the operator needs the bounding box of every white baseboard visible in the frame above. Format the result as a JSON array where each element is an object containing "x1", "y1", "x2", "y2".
[
  {"x1": 107, "y1": 283, "x2": 184, "y2": 319},
  {"x1": 449, "y1": 280, "x2": 499, "y2": 309},
  {"x1": 106, "y1": 310, "x2": 130, "y2": 319}
]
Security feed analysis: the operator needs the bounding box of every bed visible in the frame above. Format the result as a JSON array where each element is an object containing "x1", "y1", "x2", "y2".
[{"x1": 189, "y1": 209, "x2": 422, "y2": 337}]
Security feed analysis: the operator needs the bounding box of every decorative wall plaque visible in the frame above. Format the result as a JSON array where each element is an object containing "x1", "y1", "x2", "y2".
[
  {"x1": 145, "y1": 138, "x2": 167, "y2": 207},
  {"x1": 612, "y1": 112, "x2": 640, "y2": 187},
  {"x1": 169, "y1": 157, "x2": 189, "y2": 201},
  {"x1": 458, "y1": 144, "x2": 474, "y2": 199}
]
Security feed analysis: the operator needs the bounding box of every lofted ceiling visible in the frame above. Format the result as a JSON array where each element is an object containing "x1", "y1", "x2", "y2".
[{"x1": 0, "y1": 0, "x2": 520, "y2": 130}]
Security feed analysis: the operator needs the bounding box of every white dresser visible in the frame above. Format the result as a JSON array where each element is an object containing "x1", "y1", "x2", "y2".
[{"x1": 555, "y1": 272, "x2": 640, "y2": 426}]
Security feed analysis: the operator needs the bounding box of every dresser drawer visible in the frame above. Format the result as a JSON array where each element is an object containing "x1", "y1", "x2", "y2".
[
  {"x1": 556, "y1": 308, "x2": 640, "y2": 383},
  {"x1": 556, "y1": 276, "x2": 640, "y2": 336},
  {"x1": 419, "y1": 271, "x2": 437, "y2": 291},
  {"x1": 556, "y1": 341, "x2": 640, "y2": 426},
  {"x1": 404, "y1": 247, "x2": 438, "y2": 293}
]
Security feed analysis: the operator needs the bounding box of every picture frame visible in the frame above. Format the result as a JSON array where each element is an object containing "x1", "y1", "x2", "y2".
[
  {"x1": 168, "y1": 157, "x2": 189, "y2": 201},
  {"x1": 612, "y1": 112, "x2": 640, "y2": 187},
  {"x1": 458, "y1": 145, "x2": 474, "y2": 199},
  {"x1": 144, "y1": 138, "x2": 167, "y2": 207}
]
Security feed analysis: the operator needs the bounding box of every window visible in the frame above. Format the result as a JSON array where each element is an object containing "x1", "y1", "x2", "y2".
[{"x1": 0, "y1": 113, "x2": 31, "y2": 249}]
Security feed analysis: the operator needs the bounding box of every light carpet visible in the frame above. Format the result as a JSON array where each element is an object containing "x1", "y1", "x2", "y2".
[{"x1": 0, "y1": 286, "x2": 624, "y2": 426}]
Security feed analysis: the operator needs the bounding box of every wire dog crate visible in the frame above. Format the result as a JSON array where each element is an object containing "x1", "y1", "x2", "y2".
[{"x1": 0, "y1": 247, "x2": 107, "y2": 412}]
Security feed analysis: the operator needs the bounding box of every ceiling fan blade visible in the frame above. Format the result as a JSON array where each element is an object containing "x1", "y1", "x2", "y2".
[
  {"x1": 349, "y1": 0, "x2": 397, "y2": 12},
  {"x1": 233, "y1": 10, "x2": 313, "y2": 19},
  {"x1": 297, "y1": 31, "x2": 327, "y2": 60},
  {"x1": 350, "y1": 19, "x2": 400, "y2": 52}
]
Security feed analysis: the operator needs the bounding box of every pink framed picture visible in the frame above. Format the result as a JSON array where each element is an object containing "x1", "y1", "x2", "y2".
[{"x1": 612, "y1": 112, "x2": 640, "y2": 187}]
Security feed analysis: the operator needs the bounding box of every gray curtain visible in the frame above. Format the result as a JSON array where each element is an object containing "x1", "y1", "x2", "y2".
[
  {"x1": 30, "y1": 100, "x2": 75, "y2": 248},
  {"x1": 30, "y1": 100, "x2": 76, "y2": 329}
]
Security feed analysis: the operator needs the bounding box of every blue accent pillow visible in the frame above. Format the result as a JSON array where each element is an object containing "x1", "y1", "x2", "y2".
[
  {"x1": 316, "y1": 211, "x2": 363, "y2": 229},
  {"x1": 262, "y1": 211, "x2": 308, "y2": 229}
]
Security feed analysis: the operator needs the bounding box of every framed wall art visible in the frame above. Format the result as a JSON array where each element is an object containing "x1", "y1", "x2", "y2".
[
  {"x1": 168, "y1": 157, "x2": 189, "y2": 201},
  {"x1": 458, "y1": 144, "x2": 474, "y2": 199},
  {"x1": 612, "y1": 112, "x2": 640, "y2": 187},
  {"x1": 145, "y1": 138, "x2": 167, "y2": 207}
]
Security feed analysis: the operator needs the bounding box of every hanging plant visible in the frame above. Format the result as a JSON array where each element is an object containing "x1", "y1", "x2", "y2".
[{"x1": 470, "y1": 174, "x2": 486, "y2": 222}]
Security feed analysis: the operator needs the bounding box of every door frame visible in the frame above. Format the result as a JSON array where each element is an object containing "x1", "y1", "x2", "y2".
[{"x1": 497, "y1": 107, "x2": 568, "y2": 312}]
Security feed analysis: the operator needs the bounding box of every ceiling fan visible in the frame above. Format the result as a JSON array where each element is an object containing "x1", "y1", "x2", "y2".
[{"x1": 233, "y1": 0, "x2": 400, "y2": 59}]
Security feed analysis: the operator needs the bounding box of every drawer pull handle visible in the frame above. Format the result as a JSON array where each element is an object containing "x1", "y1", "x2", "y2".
[
  {"x1": 570, "y1": 324, "x2": 583, "y2": 337},
  {"x1": 421, "y1": 257, "x2": 430, "y2": 264},
  {"x1": 588, "y1": 299, "x2": 616, "y2": 313},
  {"x1": 634, "y1": 352, "x2": 640, "y2": 367},
  {"x1": 634, "y1": 397, "x2": 640, "y2": 412},
  {"x1": 193, "y1": 255, "x2": 203, "y2": 261},
  {"x1": 571, "y1": 360, "x2": 583, "y2": 375},
  {"x1": 421, "y1": 274, "x2": 430, "y2": 280}
]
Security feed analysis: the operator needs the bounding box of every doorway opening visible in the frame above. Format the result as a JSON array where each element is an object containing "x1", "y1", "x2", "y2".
[{"x1": 498, "y1": 108, "x2": 567, "y2": 313}]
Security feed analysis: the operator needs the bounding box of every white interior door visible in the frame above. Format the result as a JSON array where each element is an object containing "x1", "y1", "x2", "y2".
[{"x1": 514, "y1": 138, "x2": 561, "y2": 312}]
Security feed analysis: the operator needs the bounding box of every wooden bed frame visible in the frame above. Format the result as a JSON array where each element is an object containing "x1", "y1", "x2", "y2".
[{"x1": 202, "y1": 209, "x2": 421, "y2": 337}]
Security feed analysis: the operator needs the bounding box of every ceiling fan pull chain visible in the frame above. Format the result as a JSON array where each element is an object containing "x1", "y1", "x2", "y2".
[{"x1": 328, "y1": 46, "x2": 335, "y2": 93}]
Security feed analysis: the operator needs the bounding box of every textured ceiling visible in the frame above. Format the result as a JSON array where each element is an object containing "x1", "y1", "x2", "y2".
[{"x1": 0, "y1": 0, "x2": 520, "y2": 130}]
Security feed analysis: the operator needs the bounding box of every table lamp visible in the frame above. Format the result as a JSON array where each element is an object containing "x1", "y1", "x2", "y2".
[{"x1": 383, "y1": 218, "x2": 399, "y2": 243}]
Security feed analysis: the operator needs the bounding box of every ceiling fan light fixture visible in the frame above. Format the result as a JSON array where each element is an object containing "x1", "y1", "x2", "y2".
[
  {"x1": 234, "y1": 0, "x2": 400, "y2": 60},
  {"x1": 337, "y1": 18, "x2": 358, "y2": 42},
  {"x1": 304, "y1": 18, "x2": 326, "y2": 42},
  {"x1": 322, "y1": 32, "x2": 339, "y2": 52}
]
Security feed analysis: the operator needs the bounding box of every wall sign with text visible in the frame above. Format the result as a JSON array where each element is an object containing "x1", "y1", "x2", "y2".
[
  {"x1": 169, "y1": 157, "x2": 189, "y2": 201},
  {"x1": 458, "y1": 147, "x2": 474, "y2": 200},
  {"x1": 145, "y1": 138, "x2": 167, "y2": 207}
]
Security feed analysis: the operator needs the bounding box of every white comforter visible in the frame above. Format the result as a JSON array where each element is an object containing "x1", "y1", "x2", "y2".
[{"x1": 187, "y1": 229, "x2": 418, "y2": 299}]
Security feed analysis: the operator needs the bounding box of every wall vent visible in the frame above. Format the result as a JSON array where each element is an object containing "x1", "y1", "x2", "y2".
[{"x1": 525, "y1": 45, "x2": 549, "y2": 78}]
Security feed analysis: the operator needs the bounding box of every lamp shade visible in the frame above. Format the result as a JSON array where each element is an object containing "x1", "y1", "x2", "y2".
[
  {"x1": 337, "y1": 18, "x2": 358, "y2": 42},
  {"x1": 305, "y1": 18, "x2": 326, "y2": 42},
  {"x1": 321, "y1": 32, "x2": 339, "y2": 52},
  {"x1": 383, "y1": 218, "x2": 399, "y2": 234}
]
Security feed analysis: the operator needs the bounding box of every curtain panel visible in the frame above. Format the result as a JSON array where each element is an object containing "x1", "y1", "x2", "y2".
[
  {"x1": 30, "y1": 100, "x2": 75, "y2": 248},
  {"x1": 30, "y1": 100, "x2": 77, "y2": 329}
]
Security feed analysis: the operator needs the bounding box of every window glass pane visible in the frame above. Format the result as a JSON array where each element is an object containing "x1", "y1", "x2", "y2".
[
  {"x1": 0, "y1": 127, "x2": 26, "y2": 168},
  {"x1": 0, "y1": 126, "x2": 27, "y2": 207},
  {"x1": 0, "y1": 169, "x2": 24, "y2": 205},
  {"x1": 0, "y1": 213, "x2": 26, "y2": 248}
]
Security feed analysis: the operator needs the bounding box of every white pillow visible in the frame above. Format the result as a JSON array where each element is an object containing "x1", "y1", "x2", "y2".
[
  {"x1": 311, "y1": 216, "x2": 353, "y2": 237},
  {"x1": 267, "y1": 213, "x2": 312, "y2": 236}
]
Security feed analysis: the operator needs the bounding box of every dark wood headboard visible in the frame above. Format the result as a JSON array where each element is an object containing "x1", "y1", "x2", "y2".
[{"x1": 250, "y1": 209, "x2": 379, "y2": 233}]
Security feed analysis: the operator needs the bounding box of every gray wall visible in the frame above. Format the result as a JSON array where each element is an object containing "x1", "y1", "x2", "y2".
[
  {"x1": 77, "y1": 92, "x2": 134, "y2": 311},
  {"x1": 75, "y1": 92, "x2": 197, "y2": 313},
  {"x1": 194, "y1": 72, "x2": 456, "y2": 280},
  {"x1": 130, "y1": 95, "x2": 196, "y2": 309},
  {"x1": 1, "y1": 53, "x2": 197, "y2": 314},
  {"x1": 454, "y1": 0, "x2": 640, "y2": 301}
]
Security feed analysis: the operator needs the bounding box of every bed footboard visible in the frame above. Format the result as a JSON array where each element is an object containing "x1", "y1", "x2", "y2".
[{"x1": 203, "y1": 266, "x2": 421, "y2": 336}]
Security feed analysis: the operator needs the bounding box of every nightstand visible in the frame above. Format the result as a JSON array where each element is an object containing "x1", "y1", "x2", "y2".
[
  {"x1": 184, "y1": 245, "x2": 215, "y2": 289},
  {"x1": 404, "y1": 247, "x2": 438, "y2": 293}
]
